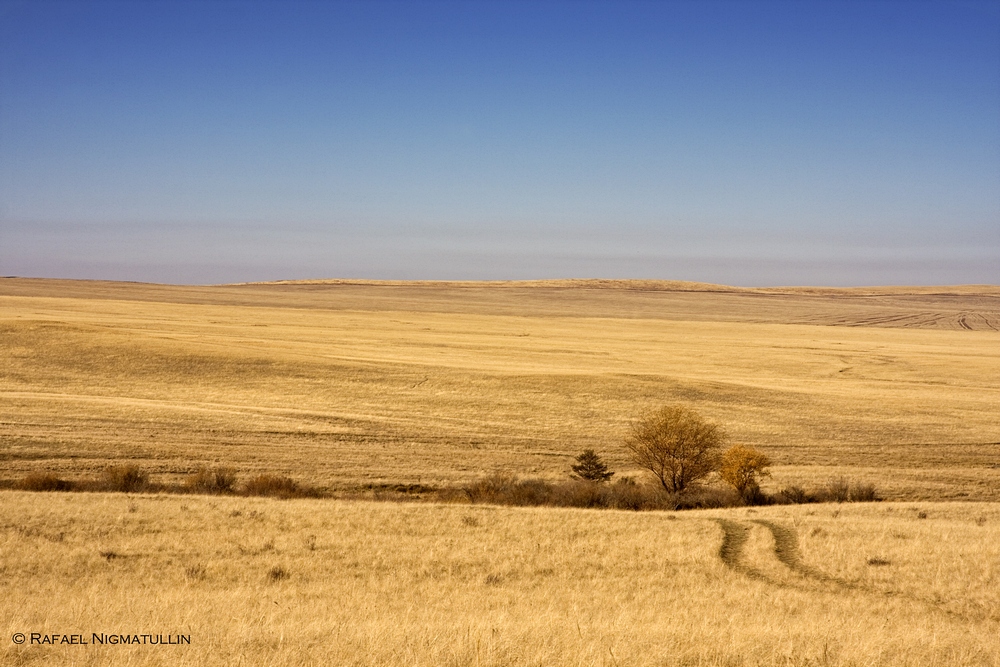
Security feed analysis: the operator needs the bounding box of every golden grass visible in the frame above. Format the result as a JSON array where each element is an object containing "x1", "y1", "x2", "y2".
[
  {"x1": 1, "y1": 278, "x2": 999, "y2": 499},
  {"x1": 2, "y1": 278, "x2": 999, "y2": 664},
  {"x1": 2, "y1": 491, "x2": 998, "y2": 666}
]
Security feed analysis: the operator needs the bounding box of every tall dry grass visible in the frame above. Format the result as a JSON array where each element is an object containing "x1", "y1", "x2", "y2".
[{"x1": 1, "y1": 491, "x2": 998, "y2": 666}]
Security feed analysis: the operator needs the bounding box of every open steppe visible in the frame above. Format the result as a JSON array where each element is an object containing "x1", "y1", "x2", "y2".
[
  {"x1": 1, "y1": 278, "x2": 999, "y2": 498},
  {"x1": 2, "y1": 278, "x2": 1000, "y2": 665}
]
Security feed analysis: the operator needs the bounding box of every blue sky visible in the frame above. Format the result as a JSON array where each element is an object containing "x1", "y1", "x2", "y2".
[{"x1": 1, "y1": 0, "x2": 998, "y2": 285}]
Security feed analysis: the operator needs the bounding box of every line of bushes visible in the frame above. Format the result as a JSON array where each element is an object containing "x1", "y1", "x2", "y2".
[
  {"x1": 453, "y1": 473, "x2": 880, "y2": 510},
  {"x1": 7, "y1": 467, "x2": 878, "y2": 510},
  {"x1": 11, "y1": 466, "x2": 323, "y2": 499}
]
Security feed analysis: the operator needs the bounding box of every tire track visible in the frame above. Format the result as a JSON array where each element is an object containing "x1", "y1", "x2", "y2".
[
  {"x1": 722, "y1": 518, "x2": 996, "y2": 623},
  {"x1": 714, "y1": 518, "x2": 870, "y2": 593},
  {"x1": 750, "y1": 519, "x2": 852, "y2": 589},
  {"x1": 715, "y1": 518, "x2": 749, "y2": 569},
  {"x1": 712, "y1": 518, "x2": 768, "y2": 581}
]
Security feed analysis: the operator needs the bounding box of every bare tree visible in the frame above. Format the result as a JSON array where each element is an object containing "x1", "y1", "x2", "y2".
[{"x1": 624, "y1": 405, "x2": 725, "y2": 492}]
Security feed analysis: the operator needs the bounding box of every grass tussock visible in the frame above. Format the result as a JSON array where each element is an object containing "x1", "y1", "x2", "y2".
[
  {"x1": 100, "y1": 465, "x2": 150, "y2": 493},
  {"x1": 825, "y1": 477, "x2": 851, "y2": 503},
  {"x1": 848, "y1": 482, "x2": 881, "y2": 503},
  {"x1": 776, "y1": 485, "x2": 811, "y2": 504},
  {"x1": 16, "y1": 473, "x2": 74, "y2": 492},
  {"x1": 185, "y1": 467, "x2": 238, "y2": 494},
  {"x1": 242, "y1": 474, "x2": 322, "y2": 499}
]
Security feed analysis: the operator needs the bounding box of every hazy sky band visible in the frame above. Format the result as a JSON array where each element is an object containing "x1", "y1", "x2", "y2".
[{"x1": 1, "y1": 1, "x2": 998, "y2": 285}]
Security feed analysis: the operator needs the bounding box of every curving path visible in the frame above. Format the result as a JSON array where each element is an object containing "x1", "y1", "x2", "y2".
[
  {"x1": 711, "y1": 516, "x2": 986, "y2": 622},
  {"x1": 750, "y1": 519, "x2": 848, "y2": 586}
]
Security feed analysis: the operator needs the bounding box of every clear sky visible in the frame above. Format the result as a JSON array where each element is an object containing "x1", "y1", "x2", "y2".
[{"x1": 1, "y1": 0, "x2": 998, "y2": 286}]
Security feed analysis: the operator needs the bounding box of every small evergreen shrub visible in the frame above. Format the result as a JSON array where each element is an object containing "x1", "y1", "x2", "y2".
[{"x1": 570, "y1": 449, "x2": 614, "y2": 482}]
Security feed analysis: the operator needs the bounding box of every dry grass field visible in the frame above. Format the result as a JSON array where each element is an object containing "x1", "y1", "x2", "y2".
[
  {"x1": 2, "y1": 278, "x2": 1000, "y2": 665},
  {"x1": 1, "y1": 278, "x2": 999, "y2": 499},
  {"x1": 2, "y1": 492, "x2": 999, "y2": 666}
]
